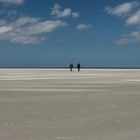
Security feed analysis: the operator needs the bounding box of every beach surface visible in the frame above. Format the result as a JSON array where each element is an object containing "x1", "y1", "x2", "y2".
[{"x1": 0, "y1": 69, "x2": 140, "y2": 140}]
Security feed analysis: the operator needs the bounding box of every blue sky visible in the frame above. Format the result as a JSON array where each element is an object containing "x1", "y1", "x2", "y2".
[{"x1": 0, "y1": 0, "x2": 140, "y2": 67}]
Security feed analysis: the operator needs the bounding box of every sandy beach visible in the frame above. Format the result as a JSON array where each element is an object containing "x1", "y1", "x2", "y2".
[{"x1": 0, "y1": 69, "x2": 140, "y2": 140}]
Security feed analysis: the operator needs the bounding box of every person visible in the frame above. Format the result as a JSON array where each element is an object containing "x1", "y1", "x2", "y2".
[
  {"x1": 70, "y1": 63, "x2": 73, "y2": 72},
  {"x1": 77, "y1": 63, "x2": 81, "y2": 71}
]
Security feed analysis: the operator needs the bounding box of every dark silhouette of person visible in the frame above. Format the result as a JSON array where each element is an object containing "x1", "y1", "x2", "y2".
[
  {"x1": 70, "y1": 63, "x2": 73, "y2": 72},
  {"x1": 77, "y1": 63, "x2": 81, "y2": 71}
]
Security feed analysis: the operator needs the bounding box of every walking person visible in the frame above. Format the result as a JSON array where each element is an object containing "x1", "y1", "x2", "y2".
[
  {"x1": 77, "y1": 63, "x2": 81, "y2": 71},
  {"x1": 70, "y1": 63, "x2": 73, "y2": 72}
]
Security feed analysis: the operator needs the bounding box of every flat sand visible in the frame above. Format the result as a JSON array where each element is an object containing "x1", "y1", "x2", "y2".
[{"x1": 0, "y1": 69, "x2": 140, "y2": 140}]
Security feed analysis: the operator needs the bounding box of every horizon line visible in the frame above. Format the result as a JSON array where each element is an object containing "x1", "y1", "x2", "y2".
[{"x1": 1, "y1": 67, "x2": 140, "y2": 69}]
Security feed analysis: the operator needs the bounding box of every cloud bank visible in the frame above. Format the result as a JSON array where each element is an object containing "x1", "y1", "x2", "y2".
[
  {"x1": 0, "y1": 17, "x2": 67, "y2": 44},
  {"x1": 106, "y1": 1, "x2": 140, "y2": 44},
  {"x1": 0, "y1": 2, "x2": 74, "y2": 45},
  {"x1": 0, "y1": 2, "x2": 92, "y2": 45}
]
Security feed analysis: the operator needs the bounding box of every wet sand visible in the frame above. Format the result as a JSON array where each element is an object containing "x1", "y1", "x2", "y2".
[{"x1": 0, "y1": 69, "x2": 140, "y2": 140}]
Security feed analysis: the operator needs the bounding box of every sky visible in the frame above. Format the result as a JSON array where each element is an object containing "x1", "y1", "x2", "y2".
[{"x1": 0, "y1": 0, "x2": 140, "y2": 67}]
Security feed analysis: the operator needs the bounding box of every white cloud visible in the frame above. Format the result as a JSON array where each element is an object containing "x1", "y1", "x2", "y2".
[
  {"x1": 51, "y1": 3, "x2": 79, "y2": 18},
  {"x1": 13, "y1": 17, "x2": 40, "y2": 27},
  {"x1": 76, "y1": 24, "x2": 92, "y2": 31},
  {"x1": 105, "y1": 1, "x2": 139, "y2": 16},
  {"x1": 0, "y1": 0, "x2": 24, "y2": 5},
  {"x1": 126, "y1": 10, "x2": 140, "y2": 25},
  {"x1": 0, "y1": 26, "x2": 13, "y2": 34},
  {"x1": 25, "y1": 20, "x2": 68, "y2": 35},
  {"x1": 9, "y1": 34, "x2": 45, "y2": 45},
  {"x1": 117, "y1": 31, "x2": 140, "y2": 45},
  {"x1": 0, "y1": 16, "x2": 68, "y2": 44}
]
